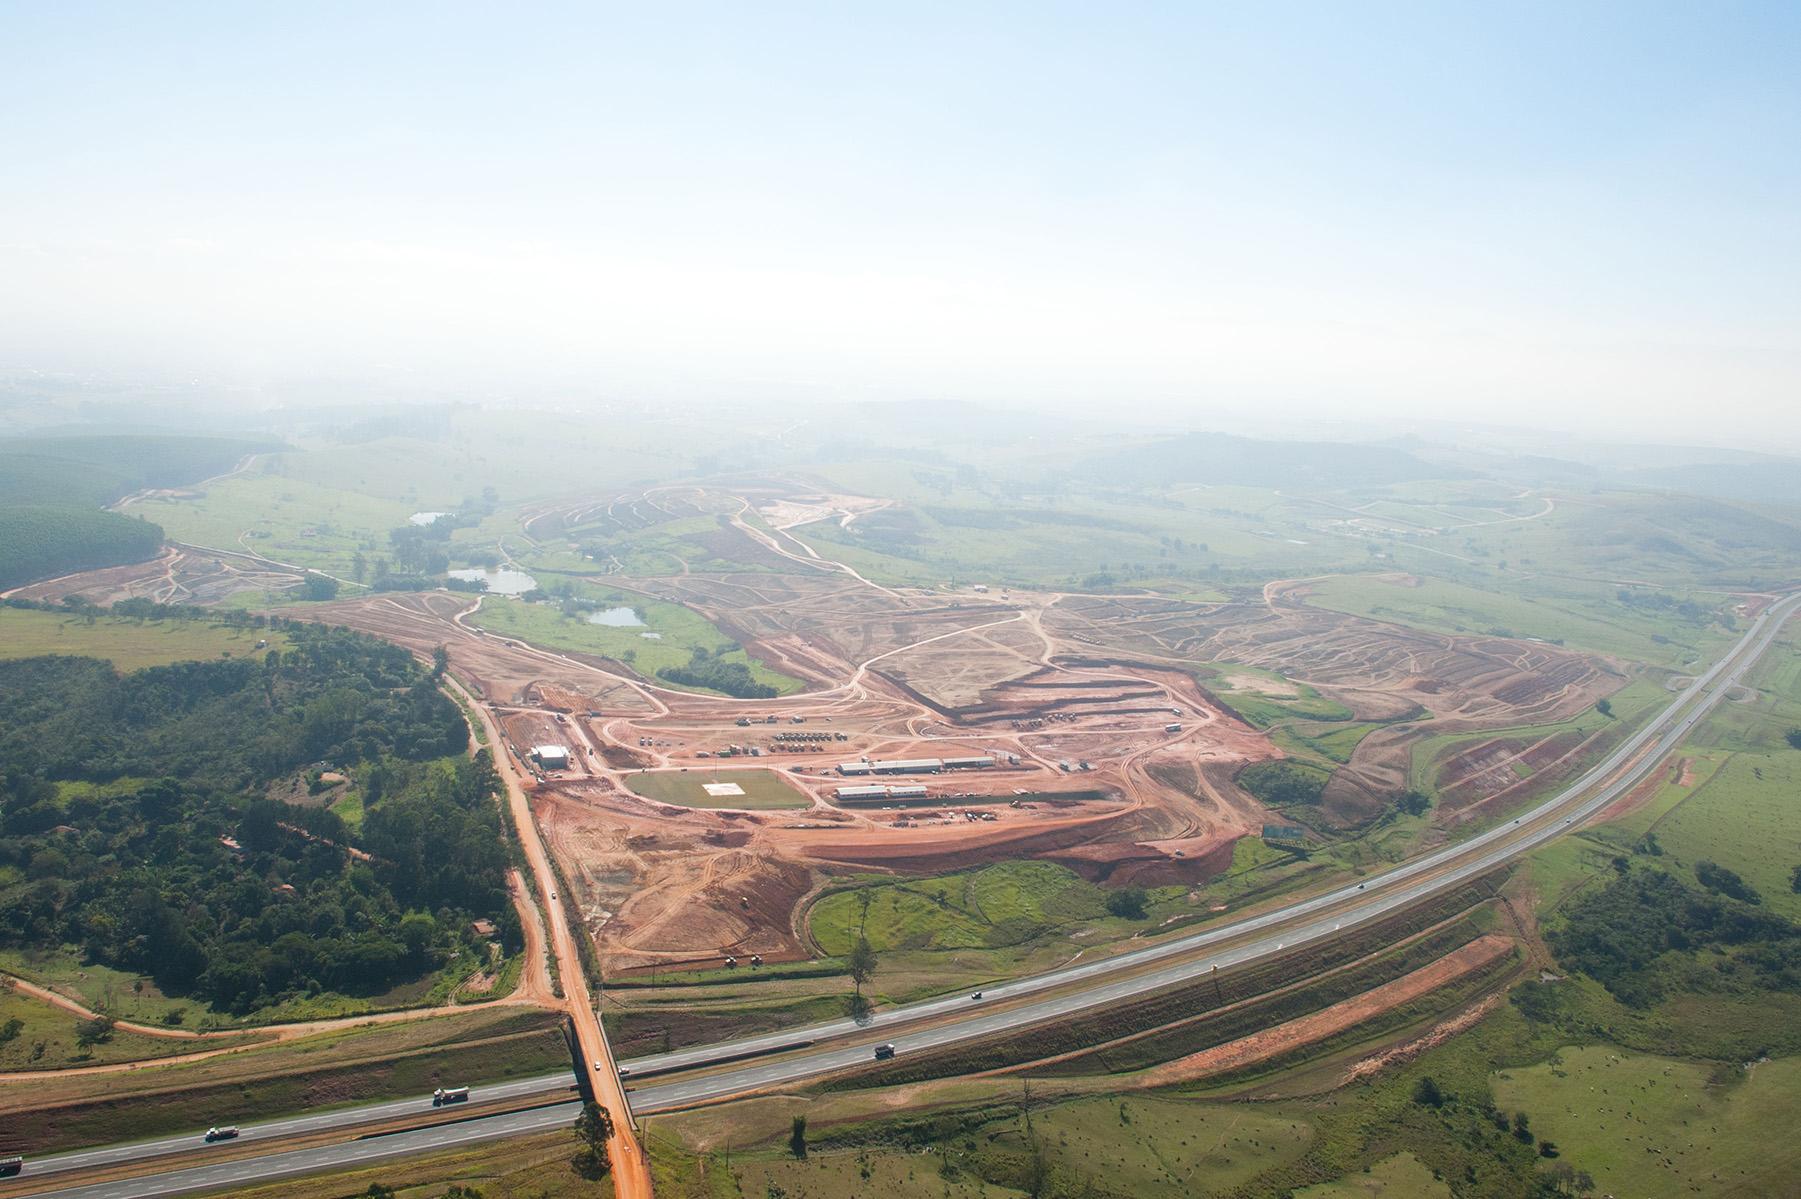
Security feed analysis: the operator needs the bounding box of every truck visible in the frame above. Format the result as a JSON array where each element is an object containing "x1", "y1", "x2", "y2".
[
  {"x1": 1165, "y1": 723, "x2": 1182, "y2": 733},
  {"x1": 433, "y1": 1086, "x2": 470, "y2": 1106},
  {"x1": 204, "y1": 1127, "x2": 239, "y2": 1142},
  {"x1": 873, "y1": 1043, "x2": 896, "y2": 1060},
  {"x1": 0, "y1": 1157, "x2": 23, "y2": 1177}
]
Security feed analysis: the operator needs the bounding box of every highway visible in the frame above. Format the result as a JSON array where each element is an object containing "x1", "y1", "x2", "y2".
[{"x1": 12, "y1": 591, "x2": 1796, "y2": 1199}]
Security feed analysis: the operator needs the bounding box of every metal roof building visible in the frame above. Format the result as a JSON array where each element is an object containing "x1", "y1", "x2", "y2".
[{"x1": 871, "y1": 758, "x2": 943, "y2": 774}]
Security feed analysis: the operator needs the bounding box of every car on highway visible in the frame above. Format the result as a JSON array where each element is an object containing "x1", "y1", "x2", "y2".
[
  {"x1": 971, "y1": 991, "x2": 983, "y2": 1000},
  {"x1": 873, "y1": 1042, "x2": 896, "y2": 1060},
  {"x1": 204, "y1": 1127, "x2": 239, "y2": 1142}
]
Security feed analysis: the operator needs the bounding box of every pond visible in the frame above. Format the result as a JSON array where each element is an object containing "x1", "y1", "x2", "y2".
[
  {"x1": 447, "y1": 568, "x2": 538, "y2": 596},
  {"x1": 586, "y1": 606, "x2": 645, "y2": 627}
]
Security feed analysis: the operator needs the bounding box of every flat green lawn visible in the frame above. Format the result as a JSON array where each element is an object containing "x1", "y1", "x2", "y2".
[
  {"x1": 1295, "y1": 1152, "x2": 1450, "y2": 1198},
  {"x1": 465, "y1": 592, "x2": 803, "y2": 696},
  {"x1": 1493, "y1": 1047, "x2": 1801, "y2": 1198},
  {"x1": 0, "y1": 610, "x2": 288, "y2": 671},
  {"x1": 623, "y1": 768, "x2": 810, "y2": 810}
]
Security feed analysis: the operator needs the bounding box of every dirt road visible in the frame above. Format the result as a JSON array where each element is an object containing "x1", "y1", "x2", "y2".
[{"x1": 452, "y1": 678, "x2": 652, "y2": 1198}]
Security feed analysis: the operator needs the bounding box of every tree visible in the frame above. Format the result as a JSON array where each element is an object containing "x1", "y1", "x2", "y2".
[
  {"x1": 1412, "y1": 1075, "x2": 1444, "y2": 1107},
  {"x1": 789, "y1": 1114, "x2": 807, "y2": 1159},
  {"x1": 1512, "y1": 1112, "x2": 1533, "y2": 1143},
  {"x1": 1105, "y1": 887, "x2": 1150, "y2": 919},
  {"x1": 75, "y1": 1014, "x2": 115, "y2": 1047},
  {"x1": 1595, "y1": 698, "x2": 1613, "y2": 717},
  {"x1": 847, "y1": 936, "x2": 878, "y2": 997},
  {"x1": 300, "y1": 572, "x2": 340, "y2": 602},
  {"x1": 432, "y1": 644, "x2": 450, "y2": 680},
  {"x1": 1787, "y1": 728, "x2": 1801, "y2": 750},
  {"x1": 1395, "y1": 789, "x2": 1431, "y2": 817},
  {"x1": 573, "y1": 1101, "x2": 614, "y2": 1178},
  {"x1": 352, "y1": 552, "x2": 368, "y2": 583},
  {"x1": 1791, "y1": 863, "x2": 1801, "y2": 894}
]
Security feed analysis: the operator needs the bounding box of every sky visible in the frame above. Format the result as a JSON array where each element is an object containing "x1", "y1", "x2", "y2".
[{"x1": 2, "y1": 2, "x2": 1798, "y2": 449}]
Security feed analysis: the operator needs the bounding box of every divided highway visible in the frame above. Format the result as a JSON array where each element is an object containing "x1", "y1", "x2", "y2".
[{"x1": 13, "y1": 592, "x2": 1797, "y2": 1199}]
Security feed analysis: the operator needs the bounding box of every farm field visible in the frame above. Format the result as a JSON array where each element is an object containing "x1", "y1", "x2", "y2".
[
  {"x1": 0, "y1": 608, "x2": 288, "y2": 670},
  {"x1": 622, "y1": 768, "x2": 810, "y2": 810},
  {"x1": 1492, "y1": 1047, "x2": 1801, "y2": 1197}
]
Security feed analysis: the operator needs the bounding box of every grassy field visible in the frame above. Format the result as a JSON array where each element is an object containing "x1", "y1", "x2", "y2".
[
  {"x1": 465, "y1": 591, "x2": 803, "y2": 696},
  {"x1": 0, "y1": 609, "x2": 288, "y2": 671},
  {"x1": 1492, "y1": 1047, "x2": 1801, "y2": 1197},
  {"x1": 808, "y1": 861, "x2": 1169, "y2": 956},
  {"x1": 0, "y1": 983, "x2": 262, "y2": 1071},
  {"x1": 1613, "y1": 750, "x2": 1801, "y2": 922},
  {"x1": 725, "y1": 1094, "x2": 1316, "y2": 1199},
  {"x1": 126, "y1": 470, "x2": 410, "y2": 577},
  {"x1": 1294, "y1": 1152, "x2": 1449, "y2": 1197},
  {"x1": 622, "y1": 768, "x2": 810, "y2": 810}
]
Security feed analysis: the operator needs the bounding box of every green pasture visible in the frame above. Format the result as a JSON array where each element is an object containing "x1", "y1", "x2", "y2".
[{"x1": 1493, "y1": 1047, "x2": 1801, "y2": 1198}]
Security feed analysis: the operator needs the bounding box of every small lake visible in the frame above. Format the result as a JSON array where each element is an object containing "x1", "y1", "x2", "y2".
[
  {"x1": 409, "y1": 511, "x2": 452, "y2": 526},
  {"x1": 448, "y1": 567, "x2": 538, "y2": 596},
  {"x1": 586, "y1": 606, "x2": 645, "y2": 627}
]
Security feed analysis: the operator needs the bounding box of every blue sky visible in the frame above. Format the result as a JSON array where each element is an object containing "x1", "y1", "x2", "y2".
[{"x1": 2, "y1": 2, "x2": 1797, "y2": 446}]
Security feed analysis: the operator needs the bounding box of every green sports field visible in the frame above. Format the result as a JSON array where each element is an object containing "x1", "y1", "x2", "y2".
[{"x1": 622, "y1": 768, "x2": 810, "y2": 809}]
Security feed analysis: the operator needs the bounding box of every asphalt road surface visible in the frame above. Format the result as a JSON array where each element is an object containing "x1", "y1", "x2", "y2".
[{"x1": 18, "y1": 592, "x2": 1797, "y2": 1199}]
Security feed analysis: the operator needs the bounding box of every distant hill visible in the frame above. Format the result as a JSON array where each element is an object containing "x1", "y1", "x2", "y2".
[
  {"x1": 0, "y1": 434, "x2": 277, "y2": 508},
  {"x1": 1079, "y1": 432, "x2": 1462, "y2": 490},
  {"x1": 1614, "y1": 461, "x2": 1801, "y2": 507},
  {"x1": 0, "y1": 434, "x2": 277, "y2": 588}
]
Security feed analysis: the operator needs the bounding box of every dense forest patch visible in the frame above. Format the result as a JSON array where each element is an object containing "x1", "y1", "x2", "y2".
[
  {"x1": 0, "y1": 505, "x2": 164, "y2": 589},
  {"x1": 0, "y1": 624, "x2": 517, "y2": 1017}
]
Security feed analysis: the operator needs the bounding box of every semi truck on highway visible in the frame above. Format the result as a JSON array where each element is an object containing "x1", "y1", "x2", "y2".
[
  {"x1": 203, "y1": 1127, "x2": 238, "y2": 1142},
  {"x1": 432, "y1": 1087, "x2": 470, "y2": 1106}
]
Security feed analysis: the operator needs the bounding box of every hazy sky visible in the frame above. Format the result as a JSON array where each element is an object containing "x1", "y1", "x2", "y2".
[{"x1": 3, "y1": 2, "x2": 1798, "y2": 447}]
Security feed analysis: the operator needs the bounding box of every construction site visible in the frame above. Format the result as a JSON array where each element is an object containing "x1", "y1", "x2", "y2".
[{"x1": 92, "y1": 482, "x2": 1591, "y2": 985}]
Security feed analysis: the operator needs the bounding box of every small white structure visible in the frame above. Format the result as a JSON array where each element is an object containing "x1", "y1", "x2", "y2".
[{"x1": 532, "y1": 745, "x2": 571, "y2": 770}]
